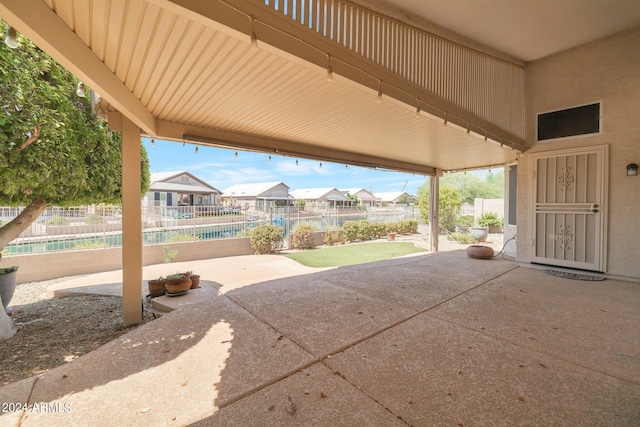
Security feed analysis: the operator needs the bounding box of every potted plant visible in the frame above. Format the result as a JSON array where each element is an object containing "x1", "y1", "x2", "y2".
[
  {"x1": 0, "y1": 266, "x2": 18, "y2": 309},
  {"x1": 190, "y1": 274, "x2": 200, "y2": 289},
  {"x1": 478, "y1": 213, "x2": 504, "y2": 234},
  {"x1": 165, "y1": 273, "x2": 191, "y2": 294},
  {"x1": 386, "y1": 223, "x2": 398, "y2": 240},
  {"x1": 147, "y1": 276, "x2": 167, "y2": 297},
  {"x1": 454, "y1": 215, "x2": 474, "y2": 233}
]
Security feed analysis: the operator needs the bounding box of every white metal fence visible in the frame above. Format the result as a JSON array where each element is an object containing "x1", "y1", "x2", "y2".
[{"x1": 0, "y1": 205, "x2": 421, "y2": 255}]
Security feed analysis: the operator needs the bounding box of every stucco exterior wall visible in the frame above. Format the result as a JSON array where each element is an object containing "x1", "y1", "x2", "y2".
[
  {"x1": 518, "y1": 28, "x2": 640, "y2": 279},
  {"x1": 472, "y1": 198, "x2": 504, "y2": 221}
]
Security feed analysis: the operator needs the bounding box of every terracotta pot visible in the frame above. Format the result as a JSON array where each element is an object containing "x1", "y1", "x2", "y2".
[
  {"x1": 189, "y1": 275, "x2": 201, "y2": 289},
  {"x1": 0, "y1": 270, "x2": 17, "y2": 309},
  {"x1": 147, "y1": 278, "x2": 167, "y2": 297},
  {"x1": 466, "y1": 245, "x2": 495, "y2": 259},
  {"x1": 387, "y1": 232, "x2": 396, "y2": 241},
  {"x1": 165, "y1": 276, "x2": 191, "y2": 294}
]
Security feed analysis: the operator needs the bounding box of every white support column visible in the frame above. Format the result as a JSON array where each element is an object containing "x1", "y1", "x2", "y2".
[
  {"x1": 429, "y1": 170, "x2": 442, "y2": 252},
  {"x1": 120, "y1": 115, "x2": 143, "y2": 325}
]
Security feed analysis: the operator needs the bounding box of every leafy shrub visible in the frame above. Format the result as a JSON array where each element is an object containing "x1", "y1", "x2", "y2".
[
  {"x1": 167, "y1": 233, "x2": 196, "y2": 242},
  {"x1": 291, "y1": 225, "x2": 315, "y2": 250},
  {"x1": 323, "y1": 228, "x2": 342, "y2": 246},
  {"x1": 43, "y1": 216, "x2": 69, "y2": 226},
  {"x1": 457, "y1": 215, "x2": 474, "y2": 227},
  {"x1": 356, "y1": 220, "x2": 374, "y2": 240},
  {"x1": 447, "y1": 233, "x2": 476, "y2": 245},
  {"x1": 440, "y1": 187, "x2": 463, "y2": 233},
  {"x1": 385, "y1": 222, "x2": 398, "y2": 234},
  {"x1": 0, "y1": 266, "x2": 18, "y2": 275},
  {"x1": 163, "y1": 246, "x2": 178, "y2": 263},
  {"x1": 370, "y1": 222, "x2": 388, "y2": 239},
  {"x1": 95, "y1": 204, "x2": 120, "y2": 216},
  {"x1": 478, "y1": 212, "x2": 504, "y2": 227},
  {"x1": 447, "y1": 232, "x2": 477, "y2": 244},
  {"x1": 74, "y1": 240, "x2": 107, "y2": 250},
  {"x1": 294, "y1": 221, "x2": 320, "y2": 231},
  {"x1": 342, "y1": 221, "x2": 359, "y2": 242},
  {"x1": 397, "y1": 219, "x2": 418, "y2": 234},
  {"x1": 250, "y1": 225, "x2": 284, "y2": 254},
  {"x1": 84, "y1": 214, "x2": 104, "y2": 225}
]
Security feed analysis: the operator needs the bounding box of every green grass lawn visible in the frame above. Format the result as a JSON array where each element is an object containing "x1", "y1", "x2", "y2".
[{"x1": 283, "y1": 242, "x2": 427, "y2": 268}]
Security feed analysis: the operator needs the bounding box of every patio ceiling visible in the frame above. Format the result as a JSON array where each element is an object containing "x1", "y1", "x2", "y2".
[
  {"x1": 1, "y1": 0, "x2": 639, "y2": 174},
  {"x1": 363, "y1": 0, "x2": 640, "y2": 62}
]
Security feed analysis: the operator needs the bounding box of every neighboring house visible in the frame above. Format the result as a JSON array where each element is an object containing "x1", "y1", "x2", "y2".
[
  {"x1": 221, "y1": 182, "x2": 292, "y2": 211},
  {"x1": 373, "y1": 192, "x2": 415, "y2": 205},
  {"x1": 143, "y1": 171, "x2": 221, "y2": 207},
  {"x1": 290, "y1": 187, "x2": 353, "y2": 208},
  {"x1": 341, "y1": 188, "x2": 380, "y2": 207}
]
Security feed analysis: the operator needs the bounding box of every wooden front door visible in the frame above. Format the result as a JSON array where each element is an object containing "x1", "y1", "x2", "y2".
[{"x1": 531, "y1": 145, "x2": 608, "y2": 271}]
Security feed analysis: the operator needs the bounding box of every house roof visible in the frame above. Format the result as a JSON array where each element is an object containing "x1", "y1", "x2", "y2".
[
  {"x1": 149, "y1": 171, "x2": 188, "y2": 183},
  {"x1": 222, "y1": 182, "x2": 289, "y2": 198},
  {"x1": 149, "y1": 171, "x2": 221, "y2": 194},
  {"x1": 149, "y1": 181, "x2": 219, "y2": 195},
  {"x1": 341, "y1": 188, "x2": 379, "y2": 200},
  {"x1": 290, "y1": 188, "x2": 350, "y2": 201},
  {"x1": 374, "y1": 192, "x2": 414, "y2": 202}
]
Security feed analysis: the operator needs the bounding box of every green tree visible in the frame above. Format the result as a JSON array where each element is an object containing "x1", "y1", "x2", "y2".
[
  {"x1": 0, "y1": 22, "x2": 150, "y2": 256},
  {"x1": 416, "y1": 180, "x2": 462, "y2": 233},
  {"x1": 440, "y1": 171, "x2": 504, "y2": 204}
]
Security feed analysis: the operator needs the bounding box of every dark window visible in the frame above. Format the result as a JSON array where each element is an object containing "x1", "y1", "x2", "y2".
[{"x1": 537, "y1": 103, "x2": 600, "y2": 141}]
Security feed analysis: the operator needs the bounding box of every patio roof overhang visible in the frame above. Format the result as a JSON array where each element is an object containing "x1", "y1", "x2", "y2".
[
  {"x1": 2, "y1": 1, "x2": 639, "y2": 174},
  {"x1": 0, "y1": 0, "x2": 531, "y2": 175}
]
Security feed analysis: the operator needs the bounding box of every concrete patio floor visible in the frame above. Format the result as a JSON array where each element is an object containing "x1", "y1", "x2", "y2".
[{"x1": 1, "y1": 250, "x2": 639, "y2": 426}]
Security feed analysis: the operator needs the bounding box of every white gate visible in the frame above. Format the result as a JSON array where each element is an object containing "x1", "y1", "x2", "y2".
[{"x1": 530, "y1": 145, "x2": 608, "y2": 271}]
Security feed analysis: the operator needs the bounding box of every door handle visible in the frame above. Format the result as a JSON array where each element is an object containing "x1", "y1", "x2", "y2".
[{"x1": 588, "y1": 204, "x2": 599, "y2": 213}]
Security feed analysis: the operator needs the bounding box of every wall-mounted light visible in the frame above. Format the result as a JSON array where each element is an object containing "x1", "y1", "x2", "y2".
[
  {"x1": 4, "y1": 26, "x2": 18, "y2": 49},
  {"x1": 627, "y1": 163, "x2": 638, "y2": 176}
]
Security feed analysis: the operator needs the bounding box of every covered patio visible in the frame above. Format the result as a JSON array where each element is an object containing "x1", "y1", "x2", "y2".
[
  {"x1": 1, "y1": 0, "x2": 639, "y2": 422},
  {"x1": 2, "y1": 0, "x2": 639, "y2": 326},
  {"x1": 1, "y1": 251, "x2": 638, "y2": 425}
]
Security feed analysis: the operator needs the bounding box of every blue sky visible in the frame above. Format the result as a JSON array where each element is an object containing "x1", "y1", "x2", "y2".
[{"x1": 143, "y1": 138, "x2": 428, "y2": 195}]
